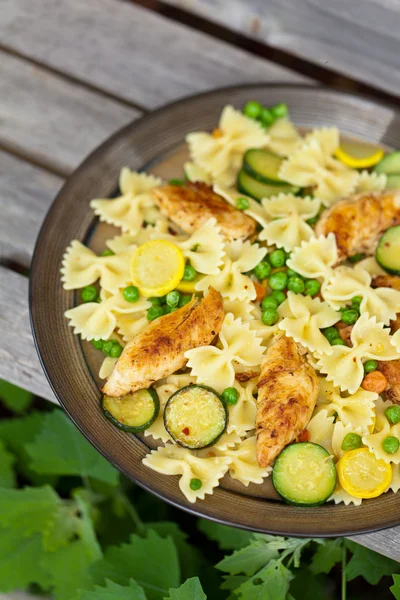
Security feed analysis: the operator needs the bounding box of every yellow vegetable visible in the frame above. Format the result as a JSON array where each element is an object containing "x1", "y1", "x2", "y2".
[
  {"x1": 337, "y1": 448, "x2": 391, "y2": 499},
  {"x1": 131, "y1": 240, "x2": 185, "y2": 297},
  {"x1": 335, "y1": 140, "x2": 384, "y2": 169},
  {"x1": 176, "y1": 275, "x2": 203, "y2": 294},
  {"x1": 369, "y1": 413, "x2": 376, "y2": 434}
]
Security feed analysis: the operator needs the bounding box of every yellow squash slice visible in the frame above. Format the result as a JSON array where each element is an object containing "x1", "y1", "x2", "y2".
[
  {"x1": 337, "y1": 448, "x2": 392, "y2": 499},
  {"x1": 335, "y1": 140, "x2": 384, "y2": 169},
  {"x1": 131, "y1": 240, "x2": 185, "y2": 297}
]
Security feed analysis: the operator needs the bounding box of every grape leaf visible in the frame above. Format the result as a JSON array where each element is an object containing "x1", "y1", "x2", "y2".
[
  {"x1": 90, "y1": 530, "x2": 180, "y2": 600},
  {"x1": 345, "y1": 540, "x2": 400, "y2": 584},
  {"x1": 198, "y1": 519, "x2": 255, "y2": 551},
  {"x1": 26, "y1": 410, "x2": 119, "y2": 485},
  {"x1": 165, "y1": 577, "x2": 207, "y2": 599},
  {"x1": 0, "y1": 528, "x2": 51, "y2": 592},
  {"x1": 310, "y1": 539, "x2": 343, "y2": 574},
  {"x1": 78, "y1": 579, "x2": 147, "y2": 600},
  {"x1": 391, "y1": 574, "x2": 400, "y2": 599},
  {"x1": 290, "y1": 566, "x2": 336, "y2": 600},
  {"x1": 236, "y1": 559, "x2": 294, "y2": 600},
  {"x1": 0, "y1": 485, "x2": 60, "y2": 536},
  {"x1": 216, "y1": 539, "x2": 287, "y2": 576},
  {"x1": 0, "y1": 440, "x2": 15, "y2": 488},
  {"x1": 0, "y1": 379, "x2": 33, "y2": 413}
]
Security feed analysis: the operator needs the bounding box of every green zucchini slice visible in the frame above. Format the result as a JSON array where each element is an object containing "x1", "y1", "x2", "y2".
[
  {"x1": 243, "y1": 149, "x2": 286, "y2": 185},
  {"x1": 375, "y1": 151, "x2": 400, "y2": 175},
  {"x1": 237, "y1": 169, "x2": 299, "y2": 202},
  {"x1": 164, "y1": 384, "x2": 228, "y2": 449},
  {"x1": 102, "y1": 388, "x2": 159, "y2": 433},
  {"x1": 272, "y1": 442, "x2": 336, "y2": 507},
  {"x1": 386, "y1": 174, "x2": 400, "y2": 190},
  {"x1": 376, "y1": 226, "x2": 400, "y2": 275}
]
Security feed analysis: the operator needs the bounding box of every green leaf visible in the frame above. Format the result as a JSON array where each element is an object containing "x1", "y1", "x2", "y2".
[
  {"x1": 26, "y1": 410, "x2": 119, "y2": 485},
  {"x1": 290, "y1": 566, "x2": 336, "y2": 600},
  {"x1": 391, "y1": 574, "x2": 400, "y2": 599},
  {"x1": 310, "y1": 539, "x2": 343, "y2": 574},
  {"x1": 198, "y1": 519, "x2": 255, "y2": 550},
  {"x1": 0, "y1": 379, "x2": 33, "y2": 413},
  {"x1": 90, "y1": 530, "x2": 180, "y2": 600},
  {"x1": 147, "y1": 521, "x2": 202, "y2": 581},
  {"x1": 0, "y1": 440, "x2": 16, "y2": 488},
  {"x1": 78, "y1": 579, "x2": 147, "y2": 600},
  {"x1": 345, "y1": 540, "x2": 400, "y2": 584},
  {"x1": 217, "y1": 540, "x2": 285, "y2": 576},
  {"x1": 165, "y1": 577, "x2": 207, "y2": 599},
  {"x1": 236, "y1": 559, "x2": 294, "y2": 600},
  {"x1": 0, "y1": 528, "x2": 51, "y2": 592},
  {"x1": 0, "y1": 485, "x2": 60, "y2": 536}
]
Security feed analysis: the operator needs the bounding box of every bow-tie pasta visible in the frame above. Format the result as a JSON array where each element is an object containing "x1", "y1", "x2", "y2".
[
  {"x1": 287, "y1": 234, "x2": 338, "y2": 281},
  {"x1": 226, "y1": 379, "x2": 258, "y2": 437},
  {"x1": 267, "y1": 118, "x2": 302, "y2": 157},
  {"x1": 218, "y1": 436, "x2": 271, "y2": 486},
  {"x1": 355, "y1": 170, "x2": 387, "y2": 193},
  {"x1": 214, "y1": 185, "x2": 269, "y2": 229},
  {"x1": 363, "y1": 397, "x2": 400, "y2": 465},
  {"x1": 307, "y1": 409, "x2": 335, "y2": 454},
  {"x1": 184, "y1": 162, "x2": 213, "y2": 184}
]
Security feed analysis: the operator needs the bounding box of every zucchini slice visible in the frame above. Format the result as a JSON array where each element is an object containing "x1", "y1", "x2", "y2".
[
  {"x1": 375, "y1": 151, "x2": 400, "y2": 175},
  {"x1": 272, "y1": 442, "x2": 336, "y2": 507},
  {"x1": 376, "y1": 226, "x2": 400, "y2": 275},
  {"x1": 238, "y1": 169, "x2": 299, "y2": 202},
  {"x1": 164, "y1": 384, "x2": 227, "y2": 449},
  {"x1": 243, "y1": 149, "x2": 286, "y2": 185},
  {"x1": 386, "y1": 174, "x2": 400, "y2": 190},
  {"x1": 102, "y1": 388, "x2": 159, "y2": 433}
]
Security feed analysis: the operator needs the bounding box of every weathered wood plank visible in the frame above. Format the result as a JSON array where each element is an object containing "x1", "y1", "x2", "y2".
[
  {"x1": 0, "y1": 52, "x2": 138, "y2": 175},
  {"x1": 0, "y1": 0, "x2": 309, "y2": 111},
  {"x1": 164, "y1": 0, "x2": 400, "y2": 97},
  {"x1": 349, "y1": 528, "x2": 400, "y2": 562},
  {"x1": 0, "y1": 152, "x2": 63, "y2": 267},
  {"x1": 0, "y1": 267, "x2": 56, "y2": 403}
]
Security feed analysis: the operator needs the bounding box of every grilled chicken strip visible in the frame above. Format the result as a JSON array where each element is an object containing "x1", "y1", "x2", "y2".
[
  {"x1": 153, "y1": 182, "x2": 256, "y2": 240},
  {"x1": 315, "y1": 190, "x2": 400, "y2": 262},
  {"x1": 256, "y1": 336, "x2": 319, "y2": 468},
  {"x1": 372, "y1": 274, "x2": 400, "y2": 291},
  {"x1": 103, "y1": 287, "x2": 223, "y2": 397}
]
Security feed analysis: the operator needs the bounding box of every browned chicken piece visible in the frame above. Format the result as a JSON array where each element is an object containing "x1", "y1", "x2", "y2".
[
  {"x1": 256, "y1": 336, "x2": 319, "y2": 468},
  {"x1": 315, "y1": 190, "x2": 400, "y2": 262},
  {"x1": 103, "y1": 287, "x2": 224, "y2": 397},
  {"x1": 378, "y1": 361, "x2": 400, "y2": 404},
  {"x1": 372, "y1": 274, "x2": 400, "y2": 291},
  {"x1": 153, "y1": 182, "x2": 256, "y2": 240}
]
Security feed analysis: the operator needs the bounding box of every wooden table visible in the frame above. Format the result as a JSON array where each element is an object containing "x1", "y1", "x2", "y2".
[{"x1": 1, "y1": 0, "x2": 399, "y2": 567}]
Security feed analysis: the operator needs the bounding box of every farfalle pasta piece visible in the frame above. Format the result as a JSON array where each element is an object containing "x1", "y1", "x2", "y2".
[
  {"x1": 105, "y1": 224, "x2": 173, "y2": 254},
  {"x1": 184, "y1": 162, "x2": 213, "y2": 184},
  {"x1": 220, "y1": 437, "x2": 271, "y2": 486},
  {"x1": 357, "y1": 256, "x2": 386, "y2": 277},
  {"x1": 330, "y1": 485, "x2": 362, "y2": 506},
  {"x1": 223, "y1": 298, "x2": 256, "y2": 323},
  {"x1": 278, "y1": 292, "x2": 339, "y2": 356},
  {"x1": 317, "y1": 313, "x2": 400, "y2": 393},
  {"x1": 355, "y1": 170, "x2": 387, "y2": 193},
  {"x1": 185, "y1": 313, "x2": 264, "y2": 391},
  {"x1": 64, "y1": 293, "x2": 150, "y2": 341},
  {"x1": 214, "y1": 185, "x2": 269, "y2": 229},
  {"x1": 307, "y1": 409, "x2": 334, "y2": 455},
  {"x1": 267, "y1": 118, "x2": 302, "y2": 157},
  {"x1": 142, "y1": 444, "x2": 231, "y2": 503},
  {"x1": 279, "y1": 139, "x2": 358, "y2": 206},
  {"x1": 389, "y1": 464, "x2": 400, "y2": 493},
  {"x1": 90, "y1": 168, "x2": 165, "y2": 235},
  {"x1": 61, "y1": 240, "x2": 132, "y2": 294},
  {"x1": 304, "y1": 127, "x2": 340, "y2": 155},
  {"x1": 362, "y1": 397, "x2": 400, "y2": 465},
  {"x1": 173, "y1": 218, "x2": 224, "y2": 275},
  {"x1": 116, "y1": 313, "x2": 149, "y2": 343},
  {"x1": 99, "y1": 357, "x2": 118, "y2": 380},
  {"x1": 287, "y1": 234, "x2": 337, "y2": 280},
  {"x1": 226, "y1": 379, "x2": 258, "y2": 436},
  {"x1": 332, "y1": 421, "x2": 362, "y2": 460},
  {"x1": 258, "y1": 194, "x2": 321, "y2": 251},
  {"x1": 186, "y1": 105, "x2": 269, "y2": 187},
  {"x1": 323, "y1": 265, "x2": 400, "y2": 325}
]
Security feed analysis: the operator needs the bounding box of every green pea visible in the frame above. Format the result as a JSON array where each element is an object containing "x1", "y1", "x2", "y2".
[
  {"x1": 168, "y1": 178, "x2": 185, "y2": 186},
  {"x1": 164, "y1": 306, "x2": 177, "y2": 314},
  {"x1": 271, "y1": 102, "x2": 288, "y2": 119},
  {"x1": 110, "y1": 343, "x2": 123, "y2": 358},
  {"x1": 262, "y1": 308, "x2": 279, "y2": 326},
  {"x1": 147, "y1": 306, "x2": 165, "y2": 321},
  {"x1": 166, "y1": 290, "x2": 181, "y2": 308},
  {"x1": 189, "y1": 478, "x2": 202, "y2": 491},
  {"x1": 322, "y1": 326, "x2": 341, "y2": 343},
  {"x1": 287, "y1": 276, "x2": 305, "y2": 294},
  {"x1": 341, "y1": 309, "x2": 359, "y2": 325},
  {"x1": 286, "y1": 268, "x2": 298, "y2": 278},
  {"x1": 385, "y1": 406, "x2": 400, "y2": 425},
  {"x1": 179, "y1": 294, "x2": 192, "y2": 308},
  {"x1": 254, "y1": 261, "x2": 271, "y2": 280},
  {"x1": 243, "y1": 100, "x2": 263, "y2": 119},
  {"x1": 271, "y1": 290, "x2": 286, "y2": 305},
  {"x1": 149, "y1": 297, "x2": 162, "y2": 307},
  {"x1": 101, "y1": 248, "x2": 114, "y2": 256},
  {"x1": 269, "y1": 249, "x2": 286, "y2": 268},
  {"x1": 331, "y1": 338, "x2": 346, "y2": 346},
  {"x1": 81, "y1": 285, "x2": 98, "y2": 303},
  {"x1": 236, "y1": 197, "x2": 250, "y2": 211},
  {"x1": 222, "y1": 387, "x2": 239, "y2": 405},
  {"x1": 341, "y1": 433, "x2": 362, "y2": 451},
  {"x1": 363, "y1": 360, "x2": 378, "y2": 374},
  {"x1": 123, "y1": 285, "x2": 140, "y2": 303},
  {"x1": 348, "y1": 253, "x2": 365, "y2": 263},
  {"x1": 304, "y1": 279, "x2": 320, "y2": 297},
  {"x1": 382, "y1": 436, "x2": 400, "y2": 454},
  {"x1": 351, "y1": 296, "x2": 362, "y2": 309},
  {"x1": 91, "y1": 339, "x2": 104, "y2": 350},
  {"x1": 306, "y1": 215, "x2": 319, "y2": 226},
  {"x1": 182, "y1": 264, "x2": 197, "y2": 281},
  {"x1": 269, "y1": 271, "x2": 288, "y2": 291},
  {"x1": 102, "y1": 340, "x2": 118, "y2": 356},
  {"x1": 262, "y1": 296, "x2": 278, "y2": 310},
  {"x1": 260, "y1": 107, "x2": 275, "y2": 127}
]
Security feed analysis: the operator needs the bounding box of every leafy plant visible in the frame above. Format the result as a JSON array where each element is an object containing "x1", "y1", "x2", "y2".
[{"x1": 0, "y1": 379, "x2": 398, "y2": 599}]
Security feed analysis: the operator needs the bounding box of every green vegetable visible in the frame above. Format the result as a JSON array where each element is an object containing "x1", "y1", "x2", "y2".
[
  {"x1": 166, "y1": 290, "x2": 181, "y2": 308},
  {"x1": 374, "y1": 151, "x2": 400, "y2": 175},
  {"x1": 271, "y1": 102, "x2": 288, "y2": 118},
  {"x1": 306, "y1": 214, "x2": 319, "y2": 226},
  {"x1": 178, "y1": 294, "x2": 192, "y2": 308},
  {"x1": 261, "y1": 295, "x2": 278, "y2": 310},
  {"x1": 348, "y1": 253, "x2": 365, "y2": 263},
  {"x1": 182, "y1": 264, "x2": 197, "y2": 281},
  {"x1": 102, "y1": 248, "x2": 115, "y2": 257},
  {"x1": 102, "y1": 340, "x2": 119, "y2": 356},
  {"x1": 269, "y1": 271, "x2": 288, "y2": 290},
  {"x1": 110, "y1": 343, "x2": 123, "y2": 358},
  {"x1": 221, "y1": 387, "x2": 239, "y2": 405},
  {"x1": 341, "y1": 433, "x2": 362, "y2": 451},
  {"x1": 122, "y1": 285, "x2": 140, "y2": 303},
  {"x1": 341, "y1": 309, "x2": 359, "y2": 325},
  {"x1": 81, "y1": 285, "x2": 98, "y2": 303},
  {"x1": 189, "y1": 478, "x2": 202, "y2": 491},
  {"x1": 243, "y1": 149, "x2": 285, "y2": 185},
  {"x1": 385, "y1": 405, "x2": 400, "y2": 425},
  {"x1": 149, "y1": 296, "x2": 163, "y2": 306},
  {"x1": 271, "y1": 290, "x2": 286, "y2": 305},
  {"x1": 168, "y1": 178, "x2": 185, "y2": 186},
  {"x1": 304, "y1": 279, "x2": 321, "y2": 296},
  {"x1": 287, "y1": 276, "x2": 305, "y2": 294},
  {"x1": 332, "y1": 338, "x2": 346, "y2": 346},
  {"x1": 286, "y1": 268, "x2": 297, "y2": 277},
  {"x1": 386, "y1": 174, "x2": 400, "y2": 190},
  {"x1": 269, "y1": 249, "x2": 286, "y2": 268},
  {"x1": 237, "y1": 168, "x2": 299, "y2": 201},
  {"x1": 243, "y1": 100, "x2": 263, "y2": 119},
  {"x1": 260, "y1": 107, "x2": 275, "y2": 126},
  {"x1": 376, "y1": 226, "x2": 400, "y2": 275},
  {"x1": 236, "y1": 197, "x2": 249, "y2": 210},
  {"x1": 322, "y1": 326, "x2": 340, "y2": 343},
  {"x1": 102, "y1": 389, "x2": 160, "y2": 433},
  {"x1": 352, "y1": 295, "x2": 362, "y2": 308},
  {"x1": 147, "y1": 306, "x2": 165, "y2": 321},
  {"x1": 262, "y1": 308, "x2": 279, "y2": 326},
  {"x1": 364, "y1": 359, "x2": 378, "y2": 373},
  {"x1": 382, "y1": 436, "x2": 400, "y2": 454},
  {"x1": 91, "y1": 339, "x2": 104, "y2": 350},
  {"x1": 254, "y1": 260, "x2": 271, "y2": 280}
]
